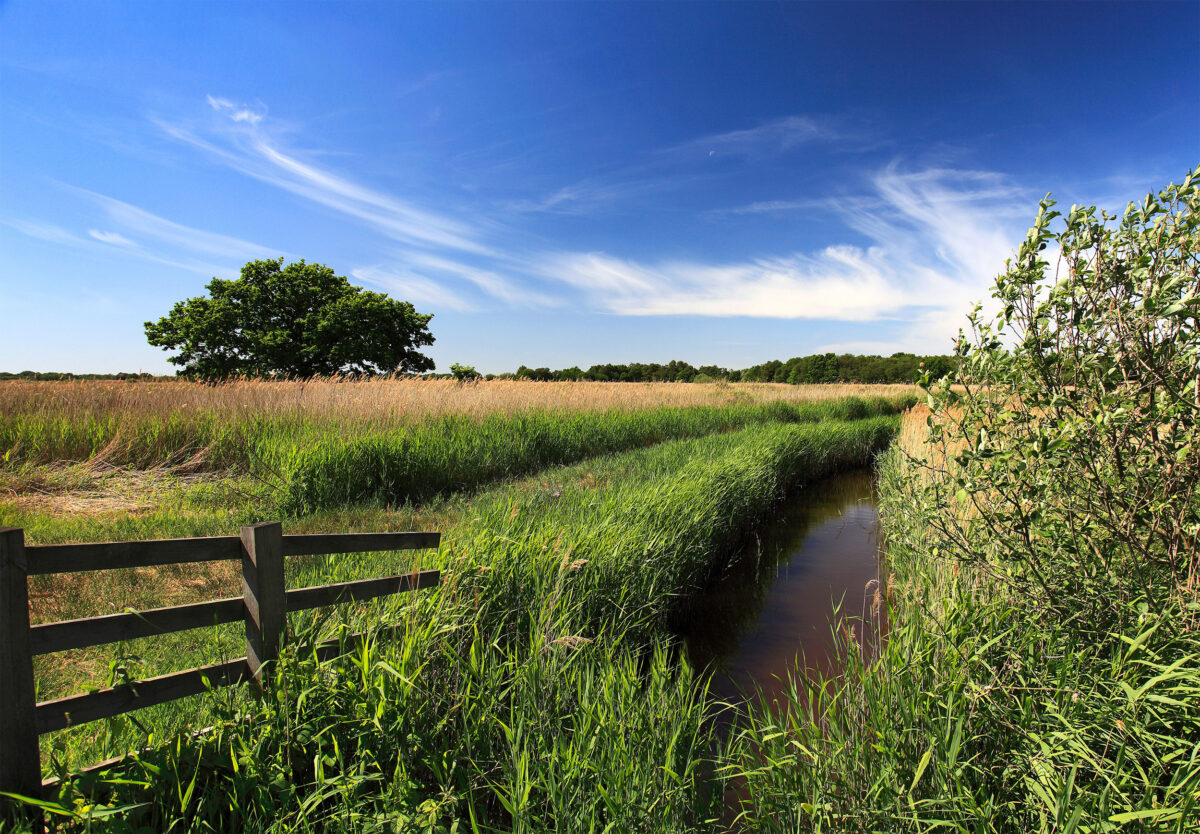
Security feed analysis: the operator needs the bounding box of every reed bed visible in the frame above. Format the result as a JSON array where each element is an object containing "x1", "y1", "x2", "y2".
[
  {"x1": 727, "y1": 411, "x2": 1200, "y2": 832},
  {"x1": 275, "y1": 395, "x2": 911, "y2": 513},
  {"x1": 18, "y1": 415, "x2": 900, "y2": 831},
  {"x1": 1, "y1": 378, "x2": 916, "y2": 515},
  {"x1": 0, "y1": 378, "x2": 914, "y2": 462}
]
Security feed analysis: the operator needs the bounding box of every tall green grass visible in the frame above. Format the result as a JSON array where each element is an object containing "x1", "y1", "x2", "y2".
[
  {"x1": 452, "y1": 416, "x2": 899, "y2": 642},
  {"x1": 1, "y1": 394, "x2": 912, "y2": 473},
  {"x1": 728, "y1": 450, "x2": 1200, "y2": 832},
  {"x1": 2, "y1": 396, "x2": 915, "y2": 517},
  {"x1": 13, "y1": 416, "x2": 900, "y2": 831},
  {"x1": 276, "y1": 397, "x2": 909, "y2": 513}
]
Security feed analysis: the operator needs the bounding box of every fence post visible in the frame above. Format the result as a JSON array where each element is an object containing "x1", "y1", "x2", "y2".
[
  {"x1": 241, "y1": 522, "x2": 284, "y2": 682},
  {"x1": 0, "y1": 528, "x2": 41, "y2": 803}
]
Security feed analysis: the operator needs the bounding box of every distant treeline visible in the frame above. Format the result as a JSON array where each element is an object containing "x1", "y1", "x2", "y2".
[
  {"x1": 5, "y1": 352, "x2": 954, "y2": 384},
  {"x1": 475, "y1": 353, "x2": 955, "y2": 384},
  {"x1": 0, "y1": 371, "x2": 166, "y2": 381}
]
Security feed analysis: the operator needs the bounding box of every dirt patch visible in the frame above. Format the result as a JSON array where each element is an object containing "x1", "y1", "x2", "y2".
[{"x1": 1, "y1": 463, "x2": 228, "y2": 517}]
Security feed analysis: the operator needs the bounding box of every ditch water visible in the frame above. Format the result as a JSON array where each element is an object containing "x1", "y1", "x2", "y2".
[{"x1": 681, "y1": 469, "x2": 884, "y2": 717}]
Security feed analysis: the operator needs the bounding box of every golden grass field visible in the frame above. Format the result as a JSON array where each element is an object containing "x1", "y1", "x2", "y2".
[
  {"x1": 1, "y1": 377, "x2": 917, "y2": 424},
  {"x1": 2, "y1": 378, "x2": 916, "y2": 516}
]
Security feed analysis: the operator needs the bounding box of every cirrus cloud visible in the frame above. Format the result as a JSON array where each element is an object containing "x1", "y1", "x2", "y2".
[{"x1": 530, "y1": 165, "x2": 1033, "y2": 353}]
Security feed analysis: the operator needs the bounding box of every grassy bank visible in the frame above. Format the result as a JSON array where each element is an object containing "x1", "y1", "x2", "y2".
[
  {"x1": 275, "y1": 394, "x2": 909, "y2": 513},
  {"x1": 730, "y1": 431, "x2": 1200, "y2": 832},
  {"x1": 15, "y1": 414, "x2": 898, "y2": 831},
  {"x1": 2, "y1": 380, "x2": 915, "y2": 518},
  {"x1": 0, "y1": 378, "x2": 914, "y2": 470}
]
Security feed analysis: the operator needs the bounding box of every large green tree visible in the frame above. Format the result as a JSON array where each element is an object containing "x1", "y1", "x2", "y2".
[{"x1": 145, "y1": 259, "x2": 435, "y2": 378}]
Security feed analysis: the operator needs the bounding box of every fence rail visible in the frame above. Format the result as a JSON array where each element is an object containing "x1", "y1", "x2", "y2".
[{"x1": 0, "y1": 523, "x2": 440, "y2": 804}]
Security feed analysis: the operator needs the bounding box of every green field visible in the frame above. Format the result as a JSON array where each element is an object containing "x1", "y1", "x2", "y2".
[{"x1": 1, "y1": 384, "x2": 908, "y2": 831}]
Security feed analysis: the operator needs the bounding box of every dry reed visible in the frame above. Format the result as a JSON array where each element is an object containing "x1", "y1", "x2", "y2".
[{"x1": 0, "y1": 378, "x2": 915, "y2": 425}]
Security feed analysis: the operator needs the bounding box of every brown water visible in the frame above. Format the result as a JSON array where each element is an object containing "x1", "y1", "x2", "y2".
[{"x1": 681, "y1": 469, "x2": 883, "y2": 713}]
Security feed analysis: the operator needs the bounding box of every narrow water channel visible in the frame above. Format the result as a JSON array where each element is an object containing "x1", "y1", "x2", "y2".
[{"x1": 681, "y1": 469, "x2": 883, "y2": 713}]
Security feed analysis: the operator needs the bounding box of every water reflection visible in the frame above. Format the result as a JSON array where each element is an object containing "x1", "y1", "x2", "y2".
[{"x1": 681, "y1": 470, "x2": 882, "y2": 711}]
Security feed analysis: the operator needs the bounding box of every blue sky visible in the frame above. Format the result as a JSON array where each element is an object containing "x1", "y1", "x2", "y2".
[{"x1": 2, "y1": 1, "x2": 1197, "y2": 374}]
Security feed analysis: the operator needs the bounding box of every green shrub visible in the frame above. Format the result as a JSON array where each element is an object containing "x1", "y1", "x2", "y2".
[
  {"x1": 925, "y1": 171, "x2": 1200, "y2": 623},
  {"x1": 731, "y1": 169, "x2": 1200, "y2": 830}
]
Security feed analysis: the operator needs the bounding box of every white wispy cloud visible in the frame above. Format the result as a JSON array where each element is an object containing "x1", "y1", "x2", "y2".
[
  {"x1": 402, "y1": 252, "x2": 558, "y2": 308},
  {"x1": 5, "y1": 185, "x2": 279, "y2": 277},
  {"x1": 532, "y1": 165, "x2": 1033, "y2": 353},
  {"x1": 151, "y1": 95, "x2": 586, "y2": 313},
  {"x1": 511, "y1": 114, "x2": 844, "y2": 216},
  {"x1": 507, "y1": 184, "x2": 597, "y2": 214},
  {"x1": 2, "y1": 218, "x2": 87, "y2": 246},
  {"x1": 351, "y1": 252, "x2": 558, "y2": 313},
  {"x1": 535, "y1": 247, "x2": 912, "y2": 321},
  {"x1": 67, "y1": 187, "x2": 277, "y2": 260},
  {"x1": 88, "y1": 229, "x2": 137, "y2": 247},
  {"x1": 513, "y1": 115, "x2": 842, "y2": 216},
  {"x1": 158, "y1": 97, "x2": 493, "y2": 255},
  {"x1": 711, "y1": 198, "x2": 823, "y2": 216},
  {"x1": 506, "y1": 177, "x2": 680, "y2": 215},
  {"x1": 671, "y1": 115, "x2": 835, "y2": 160},
  {"x1": 154, "y1": 97, "x2": 1037, "y2": 345},
  {"x1": 351, "y1": 266, "x2": 475, "y2": 312},
  {"x1": 5, "y1": 213, "x2": 234, "y2": 277},
  {"x1": 207, "y1": 94, "x2": 264, "y2": 125}
]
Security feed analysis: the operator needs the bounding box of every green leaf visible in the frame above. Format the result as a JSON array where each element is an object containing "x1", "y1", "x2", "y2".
[{"x1": 909, "y1": 746, "x2": 933, "y2": 796}]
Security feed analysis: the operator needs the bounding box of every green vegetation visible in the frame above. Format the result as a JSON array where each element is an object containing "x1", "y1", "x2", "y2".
[
  {"x1": 277, "y1": 396, "x2": 909, "y2": 513},
  {"x1": 736, "y1": 351, "x2": 955, "y2": 384},
  {"x1": 2, "y1": 355, "x2": 948, "y2": 384},
  {"x1": 729, "y1": 172, "x2": 1200, "y2": 830},
  {"x1": 1, "y1": 393, "x2": 915, "y2": 516},
  {"x1": 0, "y1": 372, "x2": 167, "y2": 381},
  {"x1": 488, "y1": 352, "x2": 955, "y2": 383},
  {"x1": 145, "y1": 259, "x2": 436, "y2": 378},
  {"x1": 9, "y1": 416, "x2": 898, "y2": 831},
  {"x1": 448, "y1": 363, "x2": 481, "y2": 382}
]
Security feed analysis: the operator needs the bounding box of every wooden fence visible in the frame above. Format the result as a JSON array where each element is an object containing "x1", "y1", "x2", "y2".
[{"x1": 0, "y1": 523, "x2": 440, "y2": 802}]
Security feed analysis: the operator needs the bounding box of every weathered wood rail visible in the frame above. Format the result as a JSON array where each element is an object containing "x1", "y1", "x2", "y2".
[{"x1": 0, "y1": 523, "x2": 440, "y2": 803}]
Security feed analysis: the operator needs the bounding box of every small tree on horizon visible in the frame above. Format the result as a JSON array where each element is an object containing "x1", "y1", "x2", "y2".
[
  {"x1": 449, "y1": 363, "x2": 481, "y2": 382},
  {"x1": 145, "y1": 258, "x2": 435, "y2": 379}
]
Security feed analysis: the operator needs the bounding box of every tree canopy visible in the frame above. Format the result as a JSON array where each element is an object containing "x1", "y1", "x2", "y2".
[
  {"x1": 449, "y1": 363, "x2": 481, "y2": 382},
  {"x1": 145, "y1": 259, "x2": 435, "y2": 379}
]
